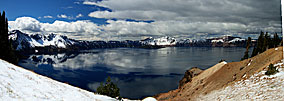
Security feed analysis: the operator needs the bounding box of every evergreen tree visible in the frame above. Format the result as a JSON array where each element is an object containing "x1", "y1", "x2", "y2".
[
  {"x1": 251, "y1": 46, "x2": 257, "y2": 57},
  {"x1": 251, "y1": 31, "x2": 281, "y2": 58},
  {"x1": 273, "y1": 33, "x2": 281, "y2": 47},
  {"x1": 262, "y1": 32, "x2": 270, "y2": 53},
  {"x1": 265, "y1": 64, "x2": 278, "y2": 75},
  {"x1": 96, "y1": 76, "x2": 120, "y2": 99},
  {"x1": 241, "y1": 37, "x2": 251, "y2": 60},
  {"x1": 0, "y1": 11, "x2": 18, "y2": 64},
  {"x1": 251, "y1": 31, "x2": 264, "y2": 57}
]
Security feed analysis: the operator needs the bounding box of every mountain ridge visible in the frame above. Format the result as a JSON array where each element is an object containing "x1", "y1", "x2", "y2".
[{"x1": 9, "y1": 30, "x2": 253, "y2": 54}]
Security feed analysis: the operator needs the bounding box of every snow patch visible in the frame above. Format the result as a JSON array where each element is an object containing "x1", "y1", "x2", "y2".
[
  {"x1": 228, "y1": 38, "x2": 245, "y2": 43},
  {"x1": 141, "y1": 36, "x2": 177, "y2": 46},
  {"x1": 222, "y1": 61, "x2": 227, "y2": 64},
  {"x1": 142, "y1": 97, "x2": 157, "y2": 101},
  {"x1": 211, "y1": 39, "x2": 224, "y2": 43},
  {"x1": 247, "y1": 62, "x2": 251, "y2": 66},
  {"x1": 0, "y1": 59, "x2": 117, "y2": 100}
]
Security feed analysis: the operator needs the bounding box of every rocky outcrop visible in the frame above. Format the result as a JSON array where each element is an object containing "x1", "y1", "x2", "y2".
[{"x1": 179, "y1": 67, "x2": 203, "y2": 88}]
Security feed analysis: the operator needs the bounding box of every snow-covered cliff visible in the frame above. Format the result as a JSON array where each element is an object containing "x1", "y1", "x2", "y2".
[{"x1": 9, "y1": 30, "x2": 74, "y2": 50}]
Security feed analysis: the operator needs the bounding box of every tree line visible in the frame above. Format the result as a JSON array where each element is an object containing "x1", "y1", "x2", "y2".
[
  {"x1": 0, "y1": 11, "x2": 18, "y2": 64},
  {"x1": 242, "y1": 31, "x2": 282, "y2": 60}
]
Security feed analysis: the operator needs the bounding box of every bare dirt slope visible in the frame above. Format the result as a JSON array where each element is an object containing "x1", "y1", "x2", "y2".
[{"x1": 155, "y1": 47, "x2": 283, "y2": 101}]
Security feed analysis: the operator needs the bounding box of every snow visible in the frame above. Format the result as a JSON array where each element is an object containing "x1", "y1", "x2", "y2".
[
  {"x1": 211, "y1": 37, "x2": 246, "y2": 43},
  {"x1": 247, "y1": 63, "x2": 251, "y2": 66},
  {"x1": 0, "y1": 59, "x2": 117, "y2": 100},
  {"x1": 9, "y1": 30, "x2": 74, "y2": 50},
  {"x1": 211, "y1": 39, "x2": 224, "y2": 43},
  {"x1": 0, "y1": 59, "x2": 157, "y2": 101},
  {"x1": 141, "y1": 97, "x2": 157, "y2": 101},
  {"x1": 27, "y1": 33, "x2": 69, "y2": 48},
  {"x1": 222, "y1": 61, "x2": 227, "y2": 64},
  {"x1": 228, "y1": 38, "x2": 245, "y2": 43},
  {"x1": 198, "y1": 59, "x2": 284, "y2": 100},
  {"x1": 141, "y1": 36, "x2": 177, "y2": 46}
]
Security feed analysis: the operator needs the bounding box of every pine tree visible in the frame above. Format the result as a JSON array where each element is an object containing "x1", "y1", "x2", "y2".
[
  {"x1": 0, "y1": 11, "x2": 18, "y2": 64},
  {"x1": 265, "y1": 64, "x2": 278, "y2": 75},
  {"x1": 251, "y1": 46, "x2": 257, "y2": 57},
  {"x1": 251, "y1": 31, "x2": 264, "y2": 57},
  {"x1": 241, "y1": 37, "x2": 251, "y2": 60},
  {"x1": 262, "y1": 32, "x2": 269, "y2": 53},
  {"x1": 273, "y1": 33, "x2": 280, "y2": 47},
  {"x1": 96, "y1": 76, "x2": 120, "y2": 99}
]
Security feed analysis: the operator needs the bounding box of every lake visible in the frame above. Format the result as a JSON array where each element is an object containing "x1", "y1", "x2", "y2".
[{"x1": 18, "y1": 47, "x2": 251, "y2": 99}]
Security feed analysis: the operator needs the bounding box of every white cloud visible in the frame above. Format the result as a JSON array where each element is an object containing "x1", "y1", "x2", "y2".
[
  {"x1": 9, "y1": 17, "x2": 102, "y2": 40},
  {"x1": 43, "y1": 15, "x2": 53, "y2": 19},
  {"x1": 57, "y1": 14, "x2": 83, "y2": 19},
  {"x1": 62, "y1": 6, "x2": 73, "y2": 9},
  {"x1": 74, "y1": 1, "x2": 80, "y2": 4},
  {"x1": 57, "y1": 14, "x2": 68, "y2": 19},
  {"x1": 84, "y1": 0, "x2": 281, "y2": 40},
  {"x1": 83, "y1": 1, "x2": 108, "y2": 8},
  {"x1": 8, "y1": 16, "x2": 282, "y2": 41},
  {"x1": 9, "y1": 17, "x2": 42, "y2": 32},
  {"x1": 7, "y1": 0, "x2": 282, "y2": 41},
  {"x1": 76, "y1": 14, "x2": 83, "y2": 18}
]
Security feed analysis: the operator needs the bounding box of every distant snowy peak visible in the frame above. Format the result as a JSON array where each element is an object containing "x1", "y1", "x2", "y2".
[
  {"x1": 211, "y1": 39, "x2": 224, "y2": 43},
  {"x1": 209, "y1": 36, "x2": 246, "y2": 43},
  {"x1": 9, "y1": 30, "x2": 74, "y2": 50},
  {"x1": 141, "y1": 36, "x2": 177, "y2": 46},
  {"x1": 228, "y1": 38, "x2": 245, "y2": 43},
  {"x1": 141, "y1": 35, "x2": 247, "y2": 46}
]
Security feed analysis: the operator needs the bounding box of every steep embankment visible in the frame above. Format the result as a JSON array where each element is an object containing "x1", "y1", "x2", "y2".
[
  {"x1": 198, "y1": 59, "x2": 284, "y2": 100},
  {"x1": 156, "y1": 47, "x2": 283, "y2": 101}
]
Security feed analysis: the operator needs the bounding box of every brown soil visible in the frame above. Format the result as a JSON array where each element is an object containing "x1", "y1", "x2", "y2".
[{"x1": 155, "y1": 47, "x2": 283, "y2": 101}]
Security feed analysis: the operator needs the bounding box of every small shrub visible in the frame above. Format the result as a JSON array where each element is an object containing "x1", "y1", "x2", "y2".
[
  {"x1": 265, "y1": 64, "x2": 278, "y2": 75},
  {"x1": 96, "y1": 76, "x2": 120, "y2": 99}
]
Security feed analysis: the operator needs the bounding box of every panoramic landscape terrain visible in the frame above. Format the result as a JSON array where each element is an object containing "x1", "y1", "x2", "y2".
[{"x1": 0, "y1": 0, "x2": 283, "y2": 101}]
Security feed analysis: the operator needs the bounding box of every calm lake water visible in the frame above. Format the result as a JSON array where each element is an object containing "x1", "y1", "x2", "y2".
[{"x1": 18, "y1": 47, "x2": 251, "y2": 99}]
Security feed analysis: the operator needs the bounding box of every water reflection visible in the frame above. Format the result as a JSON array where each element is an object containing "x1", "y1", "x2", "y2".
[{"x1": 19, "y1": 47, "x2": 249, "y2": 99}]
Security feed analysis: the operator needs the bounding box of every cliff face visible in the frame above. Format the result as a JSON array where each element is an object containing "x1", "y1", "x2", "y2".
[{"x1": 155, "y1": 47, "x2": 283, "y2": 101}]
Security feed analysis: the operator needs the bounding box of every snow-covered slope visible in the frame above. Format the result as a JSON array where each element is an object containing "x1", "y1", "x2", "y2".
[
  {"x1": 9, "y1": 30, "x2": 74, "y2": 50},
  {"x1": 140, "y1": 36, "x2": 177, "y2": 46},
  {"x1": 198, "y1": 59, "x2": 284, "y2": 100},
  {"x1": 0, "y1": 59, "x2": 117, "y2": 100},
  {"x1": 0, "y1": 59, "x2": 158, "y2": 101}
]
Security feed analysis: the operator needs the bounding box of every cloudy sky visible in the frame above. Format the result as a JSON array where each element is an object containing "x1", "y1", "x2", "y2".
[{"x1": 0, "y1": 0, "x2": 281, "y2": 40}]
